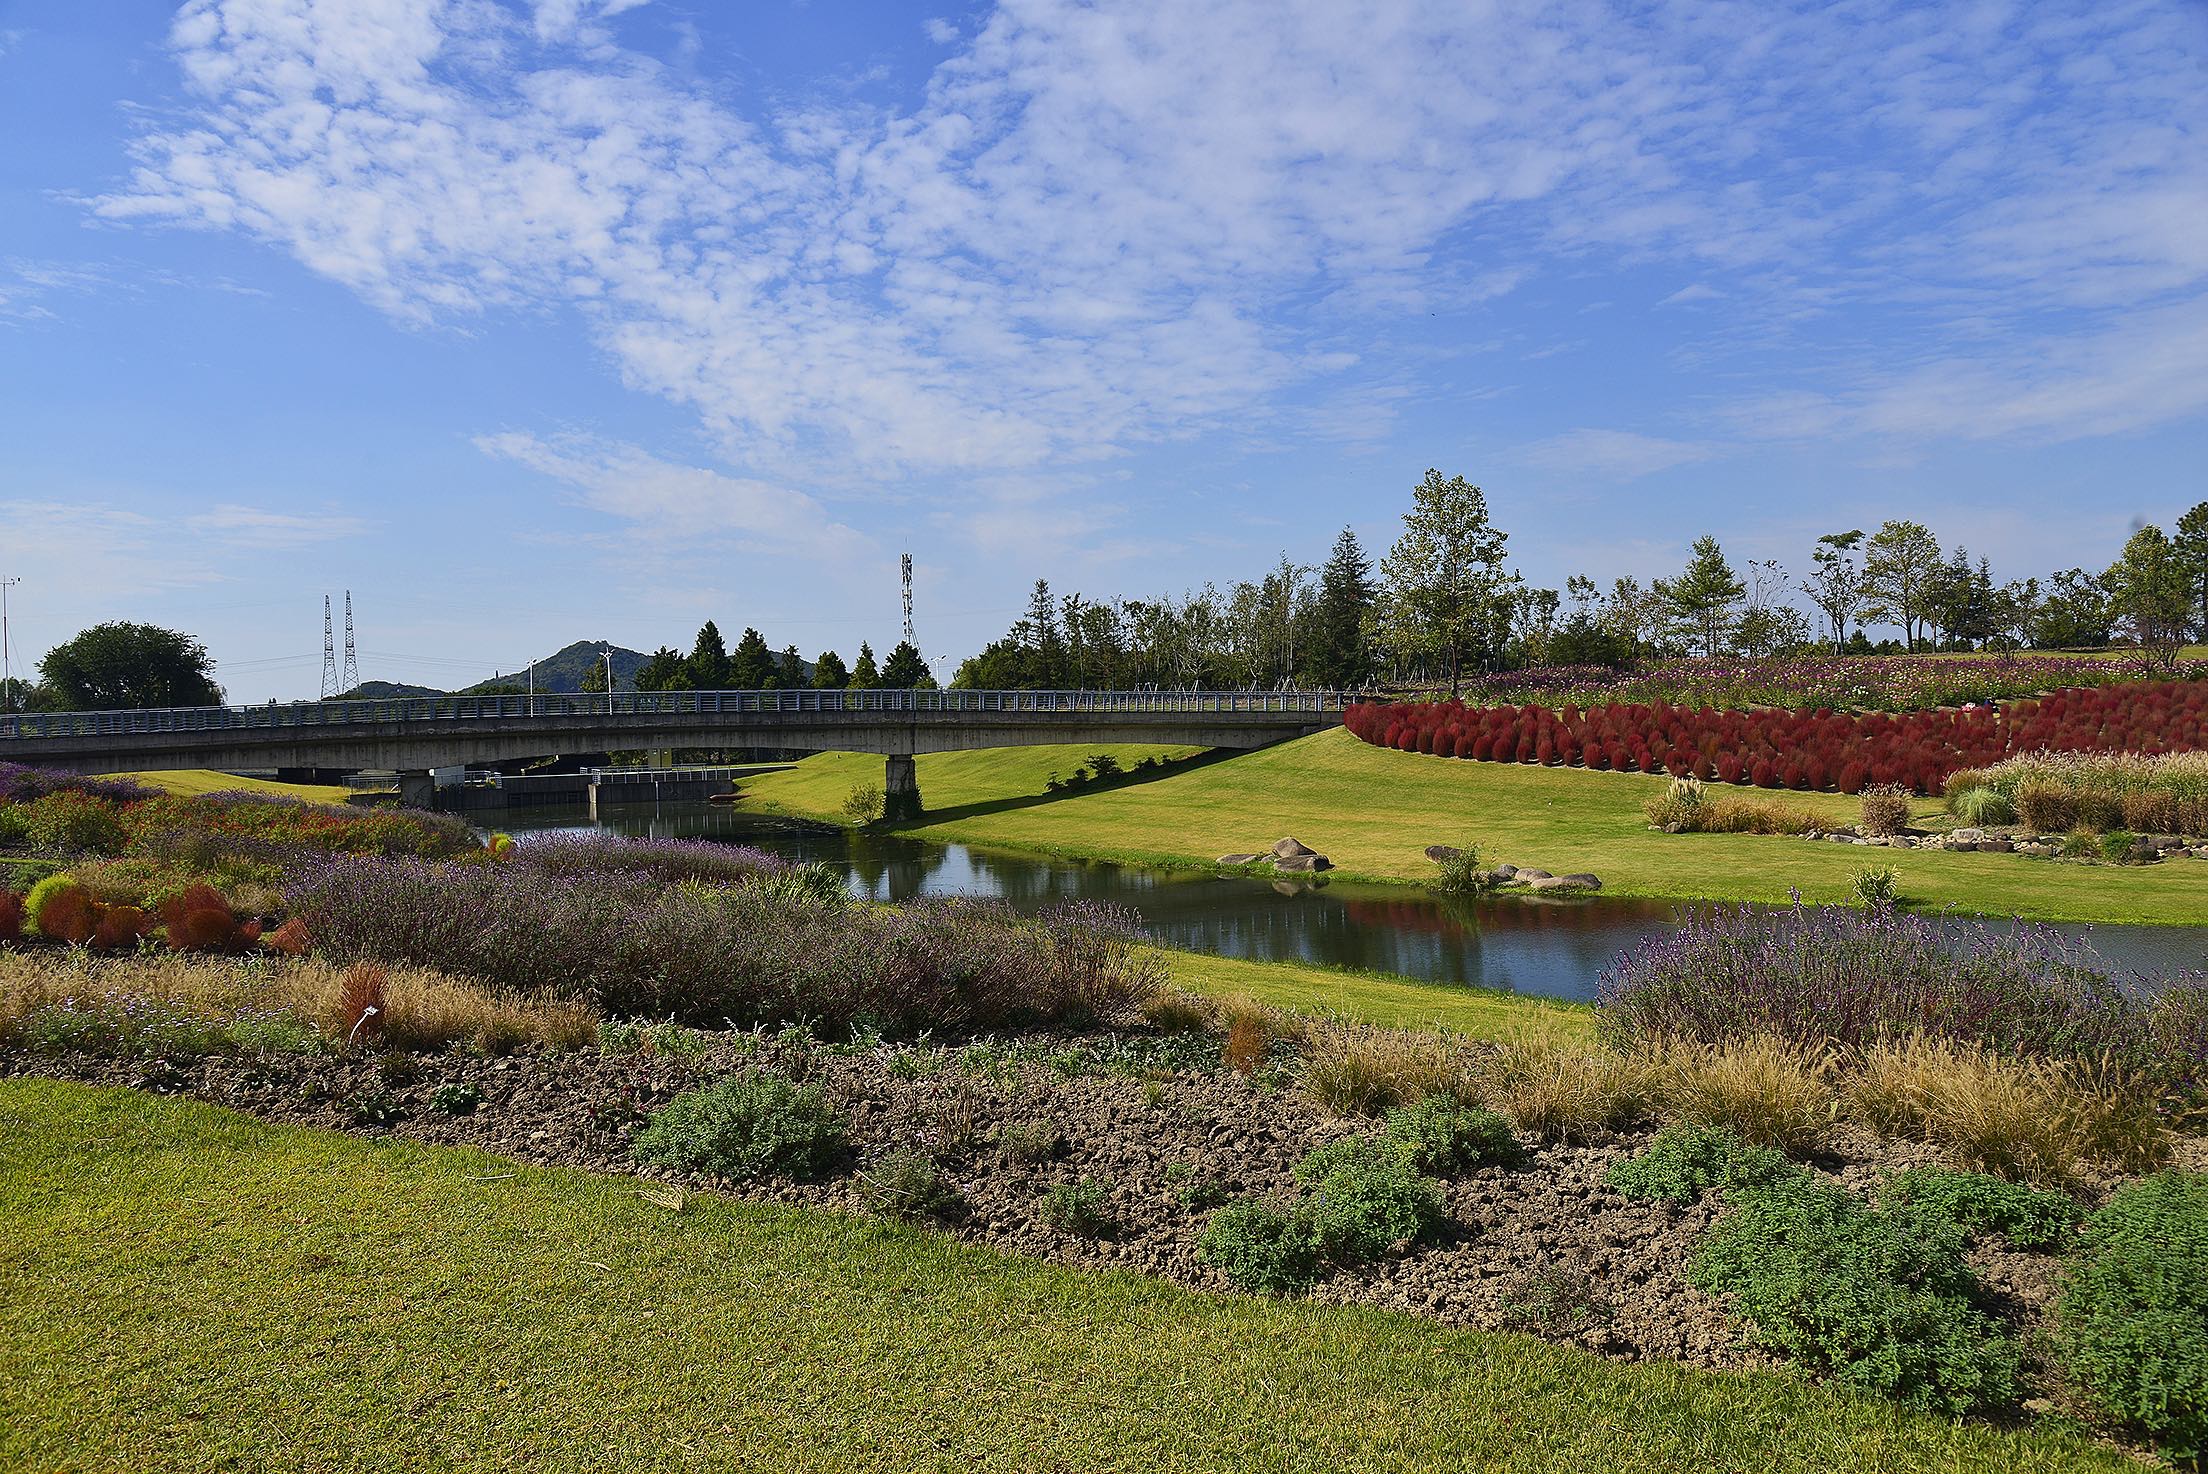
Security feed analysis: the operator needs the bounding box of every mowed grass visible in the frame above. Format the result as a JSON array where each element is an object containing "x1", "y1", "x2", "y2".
[
  {"x1": 740, "y1": 728, "x2": 2208, "y2": 925},
  {"x1": 0, "y1": 1079, "x2": 2131, "y2": 1474},
  {"x1": 114, "y1": 767, "x2": 359, "y2": 803},
  {"x1": 1163, "y1": 949, "x2": 1594, "y2": 1044}
]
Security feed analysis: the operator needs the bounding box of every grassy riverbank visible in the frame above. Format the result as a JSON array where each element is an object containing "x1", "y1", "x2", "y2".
[
  {"x1": 114, "y1": 768, "x2": 359, "y2": 803},
  {"x1": 0, "y1": 1079, "x2": 2132, "y2": 1474},
  {"x1": 1161, "y1": 950, "x2": 1594, "y2": 1043},
  {"x1": 738, "y1": 729, "x2": 2208, "y2": 925}
]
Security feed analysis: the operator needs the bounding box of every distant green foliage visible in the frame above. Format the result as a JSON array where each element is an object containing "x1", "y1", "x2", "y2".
[
  {"x1": 1383, "y1": 1096, "x2": 1520, "y2": 1174},
  {"x1": 631, "y1": 1071, "x2": 850, "y2": 1183},
  {"x1": 1883, "y1": 1168, "x2": 2079, "y2": 1253},
  {"x1": 1293, "y1": 1137, "x2": 1446, "y2": 1266},
  {"x1": 1605, "y1": 1123, "x2": 1799, "y2": 1205},
  {"x1": 1199, "y1": 1202, "x2": 1324, "y2": 1295},
  {"x1": 2056, "y1": 1172, "x2": 2208, "y2": 1465},
  {"x1": 1690, "y1": 1174, "x2": 2019, "y2": 1414}
]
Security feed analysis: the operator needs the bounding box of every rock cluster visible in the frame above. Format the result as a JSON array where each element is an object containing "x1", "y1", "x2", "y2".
[
  {"x1": 1796, "y1": 824, "x2": 2208, "y2": 862},
  {"x1": 1216, "y1": 836, "x2": 1334, "y2": 872},
  {"x1": 1423, "y1": 847, "x2": 1602, "y2": 893}
]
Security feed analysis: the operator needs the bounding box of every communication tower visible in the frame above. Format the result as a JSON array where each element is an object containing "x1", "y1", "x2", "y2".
[
  {"x1": 320, "y1": 596, "x2": 338, "y2": 699},
  {"x1": 901, "y1": 553, "x2": 914, "y2": 644}
]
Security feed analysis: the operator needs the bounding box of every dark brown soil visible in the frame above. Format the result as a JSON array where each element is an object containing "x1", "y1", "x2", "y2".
[{"x1": 0, "y1": 1029, "x2": 2078, "y2": 1376}]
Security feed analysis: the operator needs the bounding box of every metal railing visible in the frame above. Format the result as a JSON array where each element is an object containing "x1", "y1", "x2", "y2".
[{"x1": 0, "y1": 688, "x2": 1350, "y2": 742}]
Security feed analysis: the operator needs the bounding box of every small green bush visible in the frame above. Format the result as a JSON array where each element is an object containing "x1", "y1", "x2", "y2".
[
  {"x1": 1690, "y1": 1174, "x2": 2018, "y2": 1414},
  {"x1": 840, "y1": 782, "x2": 884, "y2": 825},
  {"x1": 1949, "y1": 786, "x2": 2017, "y2": 827},
  {"x1": 1883, "y1": 1167, "x2": 2078, "y2": 1253},
  {"x1": 1605, "y1": 1123, "x2": 1798, "y2": 1205},
  {"x1": 1432, "y1": 843, "x2": 1490, "y2": 895},
  {"x1": 856, "y1": 1149, "x2": 964, "y2": 1222},
  {"x1": 21, "y1": 793, "x2": 128, "y2": 856},
  {"x1": 1164, "y1": 1161, "x2": 1231, "y2": 1211},
  {"x1": 1037, "y1": 1177, "x2": 1115, "y2": 1237},
  {"x1": 2099, "y1": 829, "x2": 2139, "y2": 864},
  {"x1": 1383, "y1": 1096, "x2": 1520, "y2": 1174},
  {"x1": 1849, "y1": 866, "x2": 1898, "y2": 908},
  {"x1": 631, "y1": 1070, "x2": 850, "y2": 1182},
  {"x1": 1293, "y1": 1137, "x2": 1445, "y2": 1265},
  {"x1": 0, "y1": 807, "x2": 30, "y2": 845},
  {"x1": 429, "y1": 1082, "x2": 483, "y2": 1116},
  {"x1": 2056, "y1": 1171, "x2": 2208, "y2": 1464},
  {"x1": 1199, "y1": 1201, "x2": 1324, "y2": 1295},
  {"x1": 744, "y1": 862, "x2": 847, "y2": 909}
]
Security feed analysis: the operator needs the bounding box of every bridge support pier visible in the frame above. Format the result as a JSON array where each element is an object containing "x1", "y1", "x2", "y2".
[
  {"x1": 883, "y1": 754, "x2": 921, "y2": 822},
  {"x1": 397, "y1": 771, "x2": 436, "y2": 810}
]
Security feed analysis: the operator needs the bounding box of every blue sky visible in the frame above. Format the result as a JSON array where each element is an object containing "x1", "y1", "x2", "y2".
[{"x1": 2, "y1": 0, "x2": 2204, "y2": 699}]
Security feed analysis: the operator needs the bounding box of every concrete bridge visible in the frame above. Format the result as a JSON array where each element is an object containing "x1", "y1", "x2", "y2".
[{"x1": 0, "y1": 688, "x2": 1347, "y2": 817}]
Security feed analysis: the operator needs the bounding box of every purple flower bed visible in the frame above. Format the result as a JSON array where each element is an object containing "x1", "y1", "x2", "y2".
[
  {"x1": 1596, "y1": 901, "x2": 2207, "y2": 1101},
  {"x1": 1445, "y1": 654, "x2": 2201, "y2": 714},
  {"x1": 0, "y1": 763, "x2": 158, "y2": 805},
  {"x1": 286, "y1": 856, "x2": 1163, "y2": 1034},
  {"x1": 507, "y1": 831, "x2": 788, "y2": 886}
]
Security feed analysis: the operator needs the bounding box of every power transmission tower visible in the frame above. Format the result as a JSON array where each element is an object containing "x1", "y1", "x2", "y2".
[
  {"x1": 341, "y1": 591, "x2": 359, "y2": 693},
  {"x1": 901, "y1": 553, "x2": 915, "y2": 644},
  {"x1": 320, "y1": 595, "x2": 338, "y2": 700}
]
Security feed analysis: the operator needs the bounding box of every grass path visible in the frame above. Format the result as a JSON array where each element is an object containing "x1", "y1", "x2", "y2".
[
  {"x1": 0, "y1": 1079, "x2": 2129, "y2": 1474},
  {"x1": 738, "y1": 729, "x2": 2208, "y2": 925}
]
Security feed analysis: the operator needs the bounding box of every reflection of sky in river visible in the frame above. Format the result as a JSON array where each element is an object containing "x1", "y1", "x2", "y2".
[{"x1": 500, "y1": 803, "x2": 2208, "y2": 1004}]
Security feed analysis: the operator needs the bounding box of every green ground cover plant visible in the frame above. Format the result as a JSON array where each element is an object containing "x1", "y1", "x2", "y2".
[
  {"x1": 1604, "y1": 1123, "x2": 1799, "y2": 1205},
  {"x1": 1881, "y1": 1167, "x2": 2080, "y2": 1253},
  {"x1": 1381, "y1": 1095, "x2": 1520, "y2": 1173},
  {"x1": 630, "y1": 1071, "x2": 851, "y2": 1182},
  {"x1": 7, "y1": 1080, "x2": 2134, "y2": 1473}
]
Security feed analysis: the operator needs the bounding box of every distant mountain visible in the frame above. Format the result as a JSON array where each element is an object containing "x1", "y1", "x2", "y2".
[
  {"x1": 464, "y1": 640, "x2": 648, "y2": 695},
  {"x1": 334, "y1": 680, "x2": 444, "y2": 699}
]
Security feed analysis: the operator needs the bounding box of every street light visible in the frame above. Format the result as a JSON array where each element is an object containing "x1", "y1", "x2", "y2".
[
  {"x1": 603, "y1": 644, "x2": 614, "y2": 716},
  {"x1": 1, "y1": 576, "x2": 19, "y2": 712}
]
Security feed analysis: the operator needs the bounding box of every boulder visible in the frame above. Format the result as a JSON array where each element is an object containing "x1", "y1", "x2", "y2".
[
  {"x1": 1949, "y1": 828, "x2": 1986, "y2": 845},
  {"x1": 1512, "y1": 868, "x2": 1552, "y2": 882},
  {"x1": 1216, "y1": 853, "x2": 1262, "y2": 866},
  {"x1": 1526, "y1": 874, "x2": 1598, "y2": 892},
  {"x1": 1271, "y1": 836, "x2": 1316, "y2": 860},
  {"x1": 1557, "y1": 873, "x2": 1603, "y2": 889},
  {"x1": 1491, "y1": 863, "x2": 1518, "y2": 880},
  {"x1": 1425, "y1": 845, "x2": 1463, "y2": 864},
  {"x1": 1275, "y1": 851, "x2": 1333, "y2": 873}
]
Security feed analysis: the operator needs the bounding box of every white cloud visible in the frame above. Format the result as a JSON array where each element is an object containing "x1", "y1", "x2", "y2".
[
  {"x1": 83, "y1": 0, "x2": 2208, "y2": 518},
  {"x1": 1519, "y1": 429, "x2": 1716, "y2": 481},
  {"x1": 185, "y1": 503, "x2": 372, "y2": 548},
  {"x1": 472, "y1": 431, "x2": 867, "y2": 557}
]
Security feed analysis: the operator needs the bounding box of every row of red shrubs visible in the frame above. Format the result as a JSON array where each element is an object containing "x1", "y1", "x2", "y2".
[
  {"x1": 0, "y1": 881, "x2": 307, "y2": 956},
  {"x1": 1345, "y1": 680, "x2": 2208, "y2": 795}
]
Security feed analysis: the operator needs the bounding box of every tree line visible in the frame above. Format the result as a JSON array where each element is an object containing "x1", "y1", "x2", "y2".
[
  {"x1": 950, "y1": 474, "x2": 2208, "y2": 694},
  {"x1": 629, "y1": 623, "x2": 936, "y2": 694}
]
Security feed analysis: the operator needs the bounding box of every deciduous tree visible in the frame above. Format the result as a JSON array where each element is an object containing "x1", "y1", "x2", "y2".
[{"x1": 39, "y1": 622, "x2": 223, "y2": 710}]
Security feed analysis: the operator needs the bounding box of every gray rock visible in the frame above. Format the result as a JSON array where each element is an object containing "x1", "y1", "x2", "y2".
[
  {"x1": 1216, "y1": 853, "x2": 1262, "y2": 866},
  {"x1": 1271, "y1": 836, "x2": 1316, "y2": 860},
  {"x1": 1949, "y1": 828, "x2": 1986, "y2": 845},
  {"x1": 1424, "y1": 845, "x2": 1463, "y2": 863},
  {"x1": 1275, "y1": 852, "x2": 1332, "y2": 872},
  {"x1": 1980, "y1": 838, "x2": 2013, "y2": 853},
  {"x1": 1526, "y1": 874, "x2": 1596, "y2": 892},
  {"x1": 1513, "y1": 868, "x2": 1552, "y2": 881},
  {"x1": 1557, "y1": 873, "x2": 1603, "y2": 890},
  {"x1": 1491, "y1": 863, "x2": 1518, "y2": 880}
]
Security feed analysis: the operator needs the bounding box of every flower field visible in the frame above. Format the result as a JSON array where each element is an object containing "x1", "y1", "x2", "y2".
[
  {"x1": 1347, "y1": 679, "x2": 2208, "y2": 795},
  {"x1": 1427, "y1": 653, "x2": 2203, "y2": 714}
]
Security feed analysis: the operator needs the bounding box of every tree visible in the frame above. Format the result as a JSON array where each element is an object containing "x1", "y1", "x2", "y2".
[
  {"x1": 811, "y1": 650, "x2": 849, "y2": 689},
  {"x1": 1304, "y1": 527, "x2": 1374, "y2": 687},
  {"x1": 38, "y1": 622, "x2": 223, "y2": 710},
  {"x1": 2032, "y1": 569, "x2": 2111, "y2": 649},
  {"x1": 2173, "y1": 501, "x2": 2208, "y2": 640},
  {"x1": 1654, "y1": 536, "x2": 1745, "y2": 658},
  {"x1": 685, "y1": 621, "x2": 730, "y2": 689},
  {"x1": 730, "y1": 627, "x2": 775, "y2": 689},
  {"x1": 880, "y1": 640, "x2": 936, "y2": 689},
  {"x1": 2106, "y1": 525, "x2": 2193, "y2": 672},
  {"x1": 1378, "y1": 469, "x2": 1512, "y2": 696},
  {"x1": 1018, "y1": 580, "x2": 1063, "y2": 687},
  {"x1": 1860, "y1": 520, "x2": 1942, "y2": 650},
  {"x1": 634, "y1": 646, "x2": 690, "y2": 692},
  {"x1": 1802, "y1": 530, "x2": 1865, "y2": 652},
  {"x1": 777, "y1": 644, "x2": 805, "y2": 689},
  {"x1": 849, "y1": 641, "x2": 880, "y2": 690},
  {"x1": 579, "y1": 659, "x2": 608, "y2": 694}
]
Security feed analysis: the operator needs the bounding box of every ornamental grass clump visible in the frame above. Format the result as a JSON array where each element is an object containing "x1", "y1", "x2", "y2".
[
  {"x1": 1643, "y1": 1035, "x2": 1837, "y2": 1155},
  {"x1": 288, "y1": 855, "x2": 1160, "y2": 1035}
]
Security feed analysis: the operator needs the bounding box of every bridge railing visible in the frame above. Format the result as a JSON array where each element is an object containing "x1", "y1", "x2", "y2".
[{"x1": 0, "y1": 688, "x2": 1350, "y2": 741}]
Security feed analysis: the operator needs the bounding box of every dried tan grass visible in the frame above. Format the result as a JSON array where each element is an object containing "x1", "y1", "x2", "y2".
[
  {"x1": 1642, "y1": 1035, "x2": 1839, "y2": 1154},
  {"x1": 0, "y1": 950, "x2": 595, "y2": 1054},
  {"x1": 1137, "y1": 988, "x2": 1217, "y2": 1034},
  {"x1": 1299, "y1": 1021, "x2": 1472, "y2": 1116},
  {"x1": 1470, "y1": 1036, "x2": 1652, "y2": 1142},
  {"x1": 1844, "y1": 1035, "x2": 2169, "y2": 1184}
]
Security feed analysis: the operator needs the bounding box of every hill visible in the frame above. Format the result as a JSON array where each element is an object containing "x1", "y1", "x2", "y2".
[
  {"x1": 335, "y1": 680, "x2": 444, "y2": 699},
  {"x1": 463, "y1": 641, "x2": 647, "y2": 694}
]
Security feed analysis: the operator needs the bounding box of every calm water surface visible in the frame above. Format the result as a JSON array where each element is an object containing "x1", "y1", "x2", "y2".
[{"x1": 497, "y1": 801, "x2": 2208, "y2": 1003}]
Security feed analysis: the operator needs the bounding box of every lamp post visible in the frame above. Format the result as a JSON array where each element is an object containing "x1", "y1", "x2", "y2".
[
  {"x1": 1, "y1": 576, "x2": 19, "y2": 712},
  {"x1": 603, "y1": 645, "x2": 614, "y2": 716}
]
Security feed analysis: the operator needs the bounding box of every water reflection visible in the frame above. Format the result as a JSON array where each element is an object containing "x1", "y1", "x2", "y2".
[{"x1": 497, "y1": 802, "x2": 2208, "y2": 1004}]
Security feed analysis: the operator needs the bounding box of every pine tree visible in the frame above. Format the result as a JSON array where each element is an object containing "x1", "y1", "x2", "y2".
[
  {"x1": 1306, "y1": 526, "x2": 1373, "y2": 687},
  {"x1": 849, "y1": 641, "x2": 880, "y2": 689},
  {"x1": 634, "y1": 646, "x2": 690, "y2": 691},
  {"x1": 811, "y1": 650, "x2": 849, "y2": 689},
  {"x1": 1654, "y1": 535, "x2": 1745, "y2": 658},
  {"x1": 777, "y1": 644, "x2": 805, "y2": 689},
  {"x1": 730, "y1": 627, "x2": 775, "y2": 689},
  {"x1": 881, "y1": 640, "x2": 936, "y2": 689},
  {"x1": 685, "y1": 621, "x2": 730, "y2": 688},
  {"x1": 1020, "y1": 579, "x2": 1062, "y2": 686}
]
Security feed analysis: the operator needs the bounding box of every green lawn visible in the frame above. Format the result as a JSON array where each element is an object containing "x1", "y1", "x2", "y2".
[
  {"x1": 117, "y1": 768, "x2": 360, "y2": 803},
  {"x1": 0, "y1": 1079, "x2": 2129, "y2": 1473},
  {"x1": 740, "y1": 729, "x2": 2208, "y2": 925},
  {"x1": 1162, "y1": 949, "x2": 1594, "y2": 1043}
]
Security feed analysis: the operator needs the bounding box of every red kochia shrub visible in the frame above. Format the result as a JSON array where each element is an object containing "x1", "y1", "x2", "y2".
[
  {"x1": 90, "y1": 904, "x2": 151, "y2": 953},
  {"x1": 0, "y1": 890, "x2": 22, "y2": 943},
  {"x1": 1343, "y1": 678, "x2": 2208, "y2": 794},
  {"x1": 265, "y1": 916, "x2": 311, "y2": 956},
  {"x1": 33, "y1": 884, "x2": 99, "y2": 945},
  {"x1": 160, "y1": 883, "x2": 252, "y2": 953}
]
